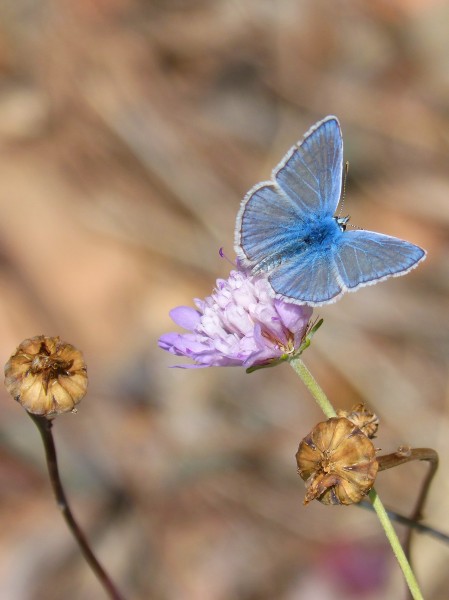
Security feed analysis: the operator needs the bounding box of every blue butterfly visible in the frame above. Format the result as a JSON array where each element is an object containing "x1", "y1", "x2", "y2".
[{"x1": 235, "y1": 116, "x2": 426, "y2": 306}]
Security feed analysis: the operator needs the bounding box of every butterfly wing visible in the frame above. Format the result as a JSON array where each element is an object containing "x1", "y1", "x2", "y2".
[
  {"x1": 274, "y1": 116, "x2": 343, "y2": 216},
  {"x1": 235, "y1": 116, "x2": 343, "y2": 271},
  {"x1": 334, "y1": 230, "x2": 427, "y2": 291},
  {"x1": 266, "y1": 230, "x2": 426, "y2": 306},
  {"x1": 267, "y1": 244, "x2": 343, "y2": 305}
]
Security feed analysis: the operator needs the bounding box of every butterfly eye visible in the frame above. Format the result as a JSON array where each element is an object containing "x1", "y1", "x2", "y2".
[{"x1": 335, "y1": 215, "x2": 350, "y2": 232}]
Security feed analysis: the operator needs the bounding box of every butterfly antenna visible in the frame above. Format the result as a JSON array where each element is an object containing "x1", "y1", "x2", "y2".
[
  {"x1": 339, "y1": 163, "x2": 362, "y2": 230},
  {"x1": 338, "y1": 161, "x2": 350, "y2": 216},
  {"x1": 219, "y1": 247, "x2": 238, "y2": 267}
]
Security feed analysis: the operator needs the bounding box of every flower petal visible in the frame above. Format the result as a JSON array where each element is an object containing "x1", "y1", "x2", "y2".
[
  {"x1": 169, "y1": 306, "x2": 201, "y2": 330},
  {"x1": 274, "y1": 300, "x2": 313, "y2": 331}
]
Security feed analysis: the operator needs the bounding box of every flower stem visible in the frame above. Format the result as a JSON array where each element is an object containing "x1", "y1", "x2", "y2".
[
  {"x1": 289, "y1": 357, "x2": 337, "y2": 418},
  {"x1": 289, "y1": 357, "x2": 424, "y2": 600},
  {"x1": 28, "y1": 412, "x2": 126, "y2": 600},
  {"x1": 368, "y1": 488, "x2": 423, "y2": 600}
]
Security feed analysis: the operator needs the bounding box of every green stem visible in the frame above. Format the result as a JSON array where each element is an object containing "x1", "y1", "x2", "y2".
[
  {"x1": 368, "y1": 488, "x2": 423, "y2": 599},
  {"x1": 289, "y1": 357, "x2": 424, "y2": 600},
  {"x1": 289, "y1": 358, "x2": 337, "y2": 418}
]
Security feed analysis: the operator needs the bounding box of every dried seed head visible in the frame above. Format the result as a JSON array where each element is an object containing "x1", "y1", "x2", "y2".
[
  {"x1": 296, "y1": 417, "x2": 378, "y2": 506},
  {"x1": 337, "y1": 403, "x2": 379, "y2": 439},
  {"x1": 4, "y1": 335, "x2": 88, "y2": 417}
]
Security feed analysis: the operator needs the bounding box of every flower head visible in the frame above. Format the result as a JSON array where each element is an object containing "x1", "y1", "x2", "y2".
[
  {"x1": 337, "y1": 403, "x2": 379, "y2": 439},
  {"x1": 4, "y1": 335, "x2": 88, "y2": 417},
  {"x1": 296, "y1": 417, "x2": 378, "y2": 505},
  {"x1": 158, "y1": 269, "x2": 313, "y2": 368}
]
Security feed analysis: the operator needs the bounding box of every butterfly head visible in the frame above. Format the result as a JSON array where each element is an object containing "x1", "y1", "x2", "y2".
[{"x1": 335, "y1": 215, "x2": 350, "y2": 232}]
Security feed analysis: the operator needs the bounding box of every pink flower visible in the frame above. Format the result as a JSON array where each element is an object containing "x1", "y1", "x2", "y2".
[{"x1": 158, "y1": 270, "x2": 313, "y2": 368}]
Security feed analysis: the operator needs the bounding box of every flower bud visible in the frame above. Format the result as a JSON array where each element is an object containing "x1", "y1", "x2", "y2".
[
  {"x1": 296, "y1": 417, "x2": 378, "y2": 505},
  {"x1": 4, "y1": 336, "x2": 88, "y2": 417},
  {"x1": 337, "y1": 403, "x2": 379, "y2": 439}
]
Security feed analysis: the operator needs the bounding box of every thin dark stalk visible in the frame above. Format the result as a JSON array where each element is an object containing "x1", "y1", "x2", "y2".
[
  {"x1": 377, "y1": 447, "x2": 439, "y2": 560},
  {"x1": 359, "y1": 501, "x2": 449, "y2": 545},
  {"x1": 28, "y1": 412, "x2": 126, "y2": 600}
]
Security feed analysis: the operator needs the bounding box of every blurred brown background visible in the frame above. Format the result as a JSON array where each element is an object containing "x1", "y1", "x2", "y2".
[{"x1": 0, "y1": 1, "x2": 448, "y2": 599}]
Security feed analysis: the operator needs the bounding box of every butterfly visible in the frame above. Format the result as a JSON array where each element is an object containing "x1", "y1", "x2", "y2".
[{"x1": 234, "y1": 116, "x2": 426, "y2": 306}]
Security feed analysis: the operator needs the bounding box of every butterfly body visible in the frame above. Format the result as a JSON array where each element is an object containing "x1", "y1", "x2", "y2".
[
  {"x1": 235, "y1": 116, "x2": 426, "y2": 306},
  {"x1": 253, "y1": 213, "x2": 333, "y2": 272}
]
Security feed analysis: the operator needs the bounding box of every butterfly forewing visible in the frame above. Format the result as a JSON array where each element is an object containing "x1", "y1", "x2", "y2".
[
  {"x1": 237, "y1": 183, "x2": 308, "y2": 272},
  {"x1": 274, "y1": 116, "x2": 343, "y2": 218}
]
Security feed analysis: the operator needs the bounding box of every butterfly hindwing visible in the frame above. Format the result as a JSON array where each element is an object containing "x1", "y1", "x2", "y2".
[
  {"x1": 268, "y1": 246, "x2": 343, "y2": 305},
  {"x1": 267, "y1": 229, "x2": 426, "y2": 306},
  {"x1": 334, "y1": 230, "x2": 426, "y2": 291}
]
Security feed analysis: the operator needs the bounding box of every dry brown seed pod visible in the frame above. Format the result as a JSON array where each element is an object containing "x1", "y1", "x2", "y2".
[
  {"x1": 337, "y1": 403, "x2": 379, "y2": 439},
  {"x1": 296, "y1": 417, "x2": 378, "y2": 505},
  {"x1": 4, "y1": 335, "x2": 88, "y2": 417}
]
